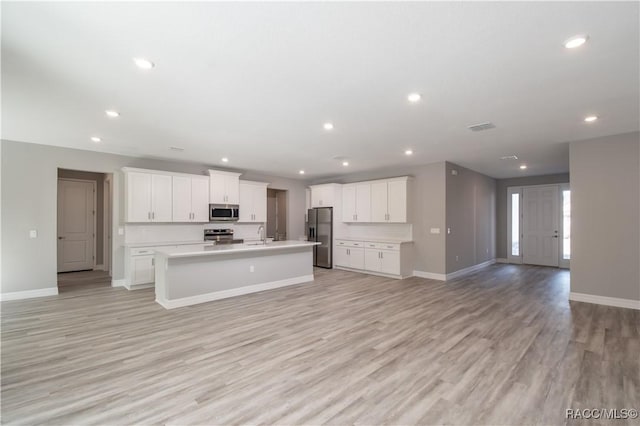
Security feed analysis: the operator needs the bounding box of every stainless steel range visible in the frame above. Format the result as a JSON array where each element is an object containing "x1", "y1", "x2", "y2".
[{"x1": 204, "y1": 229, "x2": 244, "y2": 245}]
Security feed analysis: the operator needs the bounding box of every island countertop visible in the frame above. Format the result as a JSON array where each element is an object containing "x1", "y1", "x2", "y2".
[{"x1": 155, "y1": 240, "x2": 320, "y2": 258}]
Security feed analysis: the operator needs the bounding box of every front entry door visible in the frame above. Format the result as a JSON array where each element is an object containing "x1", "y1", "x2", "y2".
[
  {"x1": 523, "y1": 185, "x2": 559, "y2": 267},
  {"x1": 57, "y1": 179, "x2": 95, "y2": 272}
]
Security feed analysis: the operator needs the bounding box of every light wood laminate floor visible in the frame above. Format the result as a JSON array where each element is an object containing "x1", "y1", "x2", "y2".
[{"x1": 1, "y1": 265, "x2": 638, "y2": 425}]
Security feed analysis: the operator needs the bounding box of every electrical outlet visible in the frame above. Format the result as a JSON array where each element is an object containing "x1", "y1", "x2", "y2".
[
  {"x1": 29, "y1": 230, "x2": 37, "y2": 239},
  {"x1": 455, "y1": 255, "x2": 459, "y2": 262},
  {"x1": 447, "y1": 228, "x2": 451, "y2": 235},
  {"x1": 118, "y1": 227, "x2": 124, "y2": 236},
  {"x1": 250, "y1": 265, "x2": 255, "y2": 272}
]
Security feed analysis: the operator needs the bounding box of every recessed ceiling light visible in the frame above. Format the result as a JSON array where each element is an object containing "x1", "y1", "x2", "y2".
[
  {"x1": 299, "y1": 170, "x2": 305, "y2": 175},
  {"x1": 105, "y1": 110, "x2": 120, "y2": 118},
  {"x1": 90, "y1": 136, "x2": 101, "y2": 143},
  {"x1": 520, "y1": 164, "x2": 528, "y2": 170},
  {"x1": 564, "y1": 35, "x2": 588, "y2": 49},
  {"x1": 407, "y1": 93, "x2": 421, "y2": 103},
  {"x1": 405, "y1": 149, "x2": 413, "y2": 156},
  {"x1": 221, "y1": 157, "x2": 229, "y2": 163},
  {"x1": 342, "y1": 161, "x2": 349, "y2": 166},
  {"x1": 584, "y1": 115, "x2": 598, "y2": 122},
  {"x1": 133, "y1": 57, "x2": 155, "y2": 69},
  {"x1": 323, "y1": 122, "x2": 334, "y2": 131}
]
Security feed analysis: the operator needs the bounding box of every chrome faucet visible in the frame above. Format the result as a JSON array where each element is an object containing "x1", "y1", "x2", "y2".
[{"x1": 257, "y1": 225, "x2": 266, "y2": 244}]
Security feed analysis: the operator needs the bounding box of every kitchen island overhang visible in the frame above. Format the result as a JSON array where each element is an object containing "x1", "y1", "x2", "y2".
[{"x1": 154, "y1": 241, "x2": 320, "y2": 309}]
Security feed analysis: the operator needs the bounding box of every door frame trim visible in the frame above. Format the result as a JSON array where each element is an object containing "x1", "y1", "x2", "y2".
[
  {"x1": 506, "y1": 183, "x2": 570, "y2": 268},
  {"x1": 57, "y1": 178, "x2": 97, "y2": 272}
]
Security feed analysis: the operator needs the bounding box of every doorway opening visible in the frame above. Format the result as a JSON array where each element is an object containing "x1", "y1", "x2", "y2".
[
  {"x1": 507, "y1": 183, "x2": 570, "y2": 268},
  {"x1": 57, "y1": 169, "x2": 112, "y2": 292},
  {"x1": 267, "y1": 188, "x2": 288, "y2": 241}
]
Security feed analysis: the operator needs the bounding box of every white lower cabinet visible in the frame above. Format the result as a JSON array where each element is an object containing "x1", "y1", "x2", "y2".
[
  {"x1": 132, "y1": 255, "x2": 154, "y2": 285},
  {"x1": 336, "y1": 239, "x2": 411, "y2": 278}
]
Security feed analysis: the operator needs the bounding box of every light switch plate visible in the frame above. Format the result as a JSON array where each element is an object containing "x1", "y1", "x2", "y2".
[
  {"x1": 118, "y1": 227, "x2": 124, "y2": 236},
  {"x1": 430, "y1": 228, "x2": 440, "y2": 234},
  {"x1": 29, "y1": 230, "x2": 37, "y2": 239}
]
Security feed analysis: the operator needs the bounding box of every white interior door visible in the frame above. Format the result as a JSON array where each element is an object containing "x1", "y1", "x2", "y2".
[
  {"x1": 58, "y1": 179, "x2": 95, "y2": 272},
  {"x1": 523, "y1": 186, "x2": 559, "y2": 266}
]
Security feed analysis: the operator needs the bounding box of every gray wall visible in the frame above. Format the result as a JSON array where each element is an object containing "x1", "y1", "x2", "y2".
[
  {"x1": 445, "y1": 162, "x2": 496, "y2": 273},
  {"x1": 495, "y1": 173, "x2": 570, "y2": 259},
  {"x1": 310, "y1": 162, "x2": 447, "y2": 274},
  {"x1": 1, "y1": 139, "x2": 306, "y2": 294},
  {"x1": 570, "y1": 132, "x2": 639, "y2": 301},
  {"x1": 57, "y1": 169, "x2": 106, "y2": 265}
]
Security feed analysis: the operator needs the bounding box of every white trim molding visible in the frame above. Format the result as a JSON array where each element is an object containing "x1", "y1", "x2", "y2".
[
  {"x1": 95, "y1": 264, "x2": 105, "y2": 271},
  {"x1": 156, "y1": 274, "x2": 314, "y2": 309},
  {"x1": 569, "y1": 292, "x2": 640, "y2": 310},
  {"x1": 446, "y1": 259, "x2": 496, "y2": 281},
  {"x1": 111, "y1": 279, "x2": 127, "y2": 288},
  {"x1": 413, "y1": 270, "x2": 446, "y2": 281},
  {"x1": 0, "y1": 287, "x2": 59, "y2": 301},
  {"x1": 496, "y1": 258, "x2": 509, "y2": 263}
]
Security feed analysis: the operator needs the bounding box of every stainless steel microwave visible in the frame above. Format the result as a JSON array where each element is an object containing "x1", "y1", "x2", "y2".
[{"x1": 209, "y1": 204, "x2": 239, "y2": 222}]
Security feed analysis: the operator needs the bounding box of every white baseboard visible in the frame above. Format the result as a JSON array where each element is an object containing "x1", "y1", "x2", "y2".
[
  {"x1": 95, "y1": 264, "x2": 105, "y2": 271},
  {"x1": 0, "y1": 287, "x2": 59, "y2": 301},
  {"x1": 446, "y1": 259, "x2": 496, "y2": 281},
  {"x1": 569, "y1": 292, "x2": 640, "y2": 310},
  {"x1": 156, "y1": 274, "x2": 314, "y2": 309},
  {"x1": 334, "y1": 266, "x2": 405, "y2": 280},
  {"x1": 413, "y1": 270, "x2": 446, "y2": 281},
  {"x1": 496, "y1": 258, "x2": 509, "y2": 263},
  {"x1": 111, "y1": 279, "x2": 128, "y2": 288}
]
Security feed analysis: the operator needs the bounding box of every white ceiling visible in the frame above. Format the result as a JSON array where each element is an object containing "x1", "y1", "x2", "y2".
[{"x1": 2, "y1": 2, "x2": 638, "y2": 179}]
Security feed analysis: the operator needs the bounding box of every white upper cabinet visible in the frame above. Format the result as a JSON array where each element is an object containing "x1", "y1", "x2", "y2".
[
  {"x1": 370, "y1": 177, "x2": 409, "y2": 223},
  {"x1": 310, "y1": 184, "x2": 340, "y2": 208},
  {"x1": 305, "y1": 188, "x2": 311, "y2": 222},
  {"x1": 190, "y1": 177, "x2": 210, "y2": 222},
  {"x1": 124, "y1": 168, "x2": 209, "y2": 223},
  {"x1": 209, "y1": 170, "x2": 241, "y2": 204},
  {"x1": 239, "y1": 180, "x2": 268, "y2": 223},
  {"x1": 126, "y1": 172, "x2": 153, "y2": 222},
  {"x1": 172, "y1": 175, "x2": 210, "y2": 222},
  {"x1": 125, "y1": 170, "x2": 173, "y2": 222},
  {"x1": 342, "y1": 183, "x2": 371, "y2": 222}
]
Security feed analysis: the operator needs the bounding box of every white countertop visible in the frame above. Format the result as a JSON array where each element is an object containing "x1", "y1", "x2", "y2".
[
  {"x1": 155, "y1": 240, "x2": 320, "y2": 258},
  {"x1": 335, "y1": 237, "x2": 414, "y2": 244},
  {"x1": 124, "y1": 240, "x2": 207, "y2": 248}
]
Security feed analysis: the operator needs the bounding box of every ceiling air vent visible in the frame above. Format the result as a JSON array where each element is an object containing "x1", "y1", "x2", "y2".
[
  {"x1": 468, "y1": 122, "x2": 495, "y2": 132},
  {"x1": 500, "y1": 155, "x2": 518, "y2": 160},
  {"x1": 169, "y1": 146, "x2": 185, "y2": 152}
]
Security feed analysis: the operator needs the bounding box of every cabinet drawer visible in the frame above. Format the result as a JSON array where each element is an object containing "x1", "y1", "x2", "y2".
[
  {"x1": 365, "y1": 242, "x2": 400, "y2": 251},
  {"x1": 336, "y1": 240, "x2": 364, "y2": 248},
  {"x1": 131, "y1": 247, "x2": 156, "y2": 256}
]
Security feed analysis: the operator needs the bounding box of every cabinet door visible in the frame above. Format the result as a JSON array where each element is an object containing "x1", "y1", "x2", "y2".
[
  {"x1": 334, "y1": 246, "x2": 350, "y2": 268},
  {"x1": 370, "y1": 182, "x2": 388, "y2": 222},
  {"x1": 225, "y1": 175, "x2": 240, "y2": 204},
  {"x1": 132, "y1": 255, "x2": 154, "y2": 285},
  {"x1": 355, "y1": 183, "x2": 371, "y2": 222},
  {"x1": 379, "y1": 250, "x2": 401, "y2": 275},
  {"x1": 191, "y1": 177, "x2": 210, "y2": 222},
  {"x1": 209, "y1": 174, "x2": 227, "y2": 204},
  {"x1": 387, "y1": 180, "x2": 407, "y2": 223},
  {"x1": 364, "y1": 248, "x2": 381, "y2": 272},
  {"x1": 311, "y1": 187, "x2": 323, "y2": 208},
  {"x1": 151, "y1": 174, "x2": 173, "y2": 222},
  {"x1": 342, "y1": 185, "x2": 356, "y2": 222},
  {"x1": 253, "y1": 185, "x2": 267, "y2": 222},
  {"x1": 238, "y1": 183, "x2": 254, "y2": 222},
  {"x1": 127, "y1": 172, "x2": 152, "y2": 222},
  {"x1": 349, "y1": 247, "x2": 365, "y2": 270},
  {"x1": 172, "y1": 176, "x2": 192, "y2": 222}
]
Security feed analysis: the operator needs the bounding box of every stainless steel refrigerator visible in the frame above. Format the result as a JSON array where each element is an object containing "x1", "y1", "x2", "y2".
[{"x1": 307, "y1": 207, "x2": 333, "y2": 268}]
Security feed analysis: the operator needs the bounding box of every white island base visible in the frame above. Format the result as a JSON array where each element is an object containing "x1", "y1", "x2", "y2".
[{"x1": 154, "y1": 241, "x2": 319, "y2": 309}]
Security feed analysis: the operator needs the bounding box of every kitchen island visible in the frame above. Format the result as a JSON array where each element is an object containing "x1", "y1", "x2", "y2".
[{"x1": 154, "y1": 240, "x2": 319, "y2": 309}]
